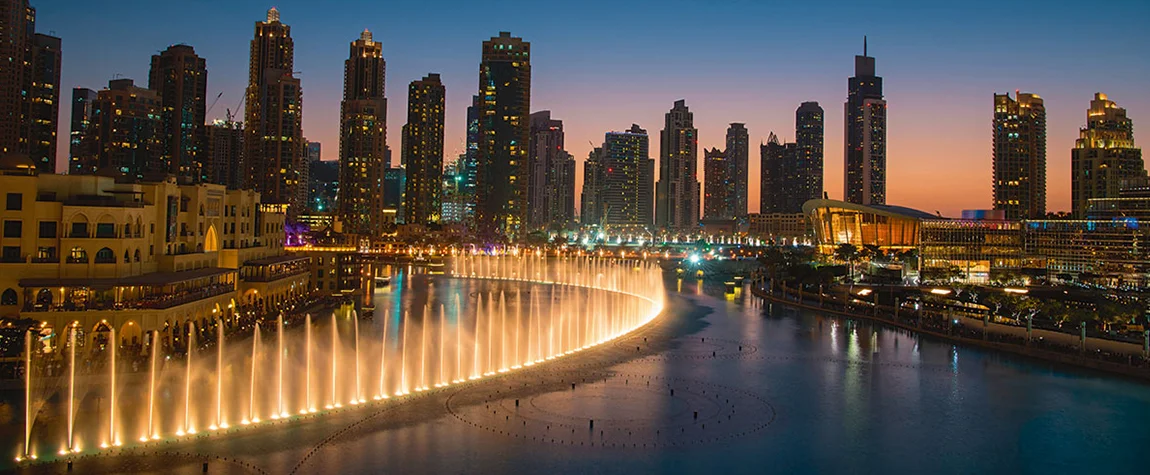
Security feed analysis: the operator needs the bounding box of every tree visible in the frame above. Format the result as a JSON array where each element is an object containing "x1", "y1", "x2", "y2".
[{"x1": 833, "y1": 244, "x2": 859, "y2": 281}]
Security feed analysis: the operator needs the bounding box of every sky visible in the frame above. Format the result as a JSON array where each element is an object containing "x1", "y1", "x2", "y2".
[{"x1": 39, "y1": 0, "x2": 1150, "y2": 217}]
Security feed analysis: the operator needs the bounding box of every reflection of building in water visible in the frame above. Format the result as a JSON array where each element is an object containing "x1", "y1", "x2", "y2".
[{"x1": 0, "y1": 154, "x2": 308, "y2": 349}]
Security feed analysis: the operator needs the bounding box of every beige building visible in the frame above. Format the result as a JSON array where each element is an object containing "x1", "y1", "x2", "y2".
[{"x1": 0, "y1": 154, "x2": 309, "y2": 350}]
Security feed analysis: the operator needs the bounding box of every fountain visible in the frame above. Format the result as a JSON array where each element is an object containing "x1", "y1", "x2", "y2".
[{"x1": 13, "y1": 255, "x2": 666, "y2": 463}]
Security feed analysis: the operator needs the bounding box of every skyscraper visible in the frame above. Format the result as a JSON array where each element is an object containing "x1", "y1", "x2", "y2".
[
  {"x1": 844, "y1": 39, "x2": 886, "y2": 205},
  {"x1": 403, "y1": 73, "x2": 446, "y2": 226},
  {"x1": 476, "y1": 32, "x2": 530, "y2": 238},
  {"x1": 760, "y1": 133, "x2": 798, "y2": 213},
  {"x1": 461, "y1": 95, "x2": 480, "y2": 223},
  {"x1": 528, "y1": 111, "x2": 573, "y2": 230},
  {"x1": 150, "y1": 44, "x2": 207, "y2": 183},
  {"x1": 0, "y1": 0, "x2": 33, "y2": 155},
  {"x1": 655, "y1": 99, "x2": 700, "y2": 230},
  {"x1": 725, "y1": 123, "x2": 749, "y2": 220},
  {"x1": 1, "y1": 0, "x2": 60, "y2": 172},
  {"x1": 25, "y1": 32, "x2": 60, "y2": 173},
  {"x1": 581, "y1": 147, "x2": 604, "y2": 226},
  {"x1": 338, "y1": 29, "x2": 388, "y2": 236},
  {"x1": 703, "y1": 148, "x2": 732, "y2": 221},
  {"x1": 206, "y1": 119, "x2": 244, "y2": 189},
  {"x1": 993, "y1": 91, "x2": 1046, "y2": 219},
  {"x1": 68, "y1": 88, "x2": 97, "y2": 175},
  {"x1": 795, "y1": 101, "x2": 825, "y2": 207},
  {"x1": 244, "y1": 7, "x2": 303, "y2": 214},
  {"x1": 600, "y1": 125, "x2": 654, "y2": 227},
  {"x1": 306, "y1": 141, "x2": 321, "y2": 165},
  {"x1": 86, "y1": 79, "x2": 165, "y2": 179},
  {"x1": 1071, "y1": 93, "x2": 1144, "y2": 218}
]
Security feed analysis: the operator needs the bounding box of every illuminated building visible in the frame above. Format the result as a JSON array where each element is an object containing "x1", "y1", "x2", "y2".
[
  {"x1": 441, "y1": 156, "x2": 468, "y2": 224},
  {"x1": 67, "y1": 88, "x2": 97, "y2": 175},
  {"x1": 383, "y1": 167, "x2": 405, "y2": 224},
  {"x1": 205, "y1": 119, "x2": 244, "y2": 189},
  {"x1": 580, "y1": 147, "x2": 603, "y2": 226},
  {"x1": 25, "y1": 32, "x2": 59, "y2": 173},
  {"x1": 703, "y1": 147, "x2": 733, "y2": 220},
  {"x1": 748, "y1": 213, "x2": 809, "y2": 244},
  {"x1": 806, "y1": 198, "x2": 1150, "y2": 286},
  {"x1": 338, "y1": 29, "x2": 388, "y2": 236},
  {"x1": 760, "y1": 133, "x2": 798, "y2": 213},
  {"x1": 309, "y1": 159, "x2": 338, "y2": 215},
  {"x1": 476, "y1": 32, "x2": 530, "y2": 238},
  {"x1": 993, "y1": 91, "x2": 1046, "y2": 219},
  {"x1": 795, "y1": 101, "x2": 824, "y2": 207},
  {"x1": 844, "y1": 38, "x2": 886, "y2": 206},
  {"x1": 599, "y1": 125, "x2": 654, "y2": 227},
  {"x1": 0, "y1": 0, "x2": 59, "y2": 173},
  {"x1": 528, "y1": 111, "x2": 574, "y2": 230},
  {"x1": 1071, "y1": 93, "x2": 1144, "y2": 218},
  {"x1": 403, "y1": 73, "x2": 445, "y2": 226},
  {"x1": 149, "y1": 44, "x2": 207, "y2": 183},
  {"x1": 0, "y1": 154, "x2": 309, "y2": 337},
  {"x1": 725, "y1": 123, "x2": 749, "y2": 220},
  {"x1": 84, "y1": 79, "x2": 165, "y2": 180},
  {"x1": 244, "y1": 7, "x2": 303, "y2": 217},
  {"x1": 656, "y1": 100, "x2": 700, "y2": 230}
]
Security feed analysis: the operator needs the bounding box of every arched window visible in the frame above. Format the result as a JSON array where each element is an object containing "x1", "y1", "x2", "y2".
[
  {"x1": 0, "y1": 288, "x2": 16, "y2": 306},
  {"x1": 67, "y1": 247, "x2": 88, "y2": 264},
  {"x1": 94, "y1": 247, "x2": 115, "y2": 264},
  {"x1": 134, "y1": 249, "x2": 141, "y2": 262},
  {"x1": 124, "y1": 249, "x2": 130, "y2": 263}
]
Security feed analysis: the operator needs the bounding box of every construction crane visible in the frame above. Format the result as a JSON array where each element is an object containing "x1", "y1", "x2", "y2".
[
  {"x1": 225, "y1": 94, "x2": 245, "y2": 125},
  {"x1": 205, "y1": 92, "x2": 224, "y2": 116}
]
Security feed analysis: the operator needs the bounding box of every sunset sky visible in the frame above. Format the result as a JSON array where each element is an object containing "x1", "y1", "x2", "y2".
[{"x1": 42, "y1": 0, "x2": 1150, "y2": 217}]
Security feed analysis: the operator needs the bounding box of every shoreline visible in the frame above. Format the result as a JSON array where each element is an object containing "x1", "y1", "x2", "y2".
[{"x1": 749, "y1": 283, "x2": 1150, "y2": 383}]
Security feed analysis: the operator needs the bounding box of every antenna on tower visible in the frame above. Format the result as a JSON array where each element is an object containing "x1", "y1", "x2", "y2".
[{"x1": 864, "y1": 35, "x2": 868, "y2": 56}]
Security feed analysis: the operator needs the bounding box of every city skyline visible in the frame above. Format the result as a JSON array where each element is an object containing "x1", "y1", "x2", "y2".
[{"x1": 33, "y1": 0, "x2": 1150, "y2": 217}]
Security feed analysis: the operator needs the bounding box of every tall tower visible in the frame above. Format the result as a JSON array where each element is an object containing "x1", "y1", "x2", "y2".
[
  {"x1": 703, "y1": 147, "x2": 732, "y2": 220},
  {"x1": 338, "y1": 29, "x2": 388, "y2": 236},
  {"x1": 1071, "y1": 93, "x2": 1144, "y2": 218},
  {"x1": 528, "y1": 111, "x2": 569, "y2": 230},
  {"x1": 403, "y1": 73, "x2": 445, "y2": 226},
  {"x1": 581, "y1": 147, "x2": 603, "y2": 226},
  {"x1": 476, "y1": 32, "x2": 531, "y2": 238},
  {"x1": 655, "y1": 99, "x2": 700, "y2": 230},
  {"x1": 150, "y1": 44, "x2": 207, "y2": 183},
  {"x1": 760, "y1": 133, "x2": 798, "y2": 214},
  {"x1": 725, "y1": 123, "x2": 749, "y2": 220},
  {"x1": 602, "y1": 125, "x2": 653, "y2": 227},
  {"x1": 795, "y1": 101, "x2": 825, "y2": 209},
  {"x1": 993, "y1": 91, "x2": 1046, "y2": 219},
  {"x1": 844, "y1": 38, "x2": 886, "y2": 205},
  {"x1": 25, "y1": 32, "x2": 60, "y2": 173},
  {"x1": 244, "y1": 7, "x2": 303, "y2": 214},
  {"x1": 68, "y1": 87, "x2": 97, "y2": 175},
  {"x1": 0, "y1": 0, "x2": 33, "y2": 155},
  {"x1": 89, "y1": 79, "x2": 165, "y2": 179}
]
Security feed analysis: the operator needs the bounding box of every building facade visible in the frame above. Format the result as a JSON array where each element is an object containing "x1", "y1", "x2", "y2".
[
  {"x1": 725, "y1": 123, "x2": 749, "y2": 220},
  {"x1": 702, "y1": 147, "x2": 733, "y2": 220},
  {"x1": 244, "y1": 7, "x2": 303, "y2": 216},
  {"x1": 24, "y1": 32, "x2": 59, "y2": 173},
  {"x1": 993, "y1": 91, "x2": 1046, "y2": 219},
  {"x1": 205, "y1": 119, "x2": 244, "y2": 189},
  {"x1": 67, "y1": 88, "x2": 97, "y2": 175},
  {"x1": 149, "y1": 44, "x2": 207, "y2": 183},
  {"x1": 337, "y1": 29, "x2": 388, "y2": 236},
  {"x1": 527, "y1": 111, "x2": 573, "y2": 230},
  {"x1": 655, "y1": 99, "x2": 700, "y2": 230},
  {"x1": 475, "y1": 32, "x2": 530, "y2": 238},
  {"x1": 580, "y1": 147, "x2": 603, "y2": 226},
  {"x1": 1, "y1": 0, "x2": 60, "y2": 173},
  {"x1": 83, "y1": 79, "x2": 165, "y2": 180},
  {"x1": 0, "y1": 154, "x2": 309, "y2": 346},
  {"x1": 844, "y1": 41, "x2": 886, "y2": 206},
  {"x1": 403, "y1": 73, "x2": 445, "y2": 226},
  {"x1": 795, "y1": 101, "x2": 824, "y2": 208},
  {"x1": 600, "y1": 125, "x2": 654, "y2": 227},
  {"x1": 1071, "y1": 93, "x2": 1144, "y2": 218},
  {"x1": 760, "y1": 133, "x2": 799, "y2": 213},
  {"x1": 748, "y1": 213, "x2": 809, "y2": 244}
]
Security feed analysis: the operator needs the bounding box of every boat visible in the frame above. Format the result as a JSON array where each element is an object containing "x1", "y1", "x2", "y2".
[{"x1": 374, "y1": 275, "x2": 391, "y2": 286}]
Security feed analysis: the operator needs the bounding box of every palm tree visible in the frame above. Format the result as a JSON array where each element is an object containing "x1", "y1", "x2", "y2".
[{"x1": 833, "y1": 243, "x2": 859, "y2": 282}]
